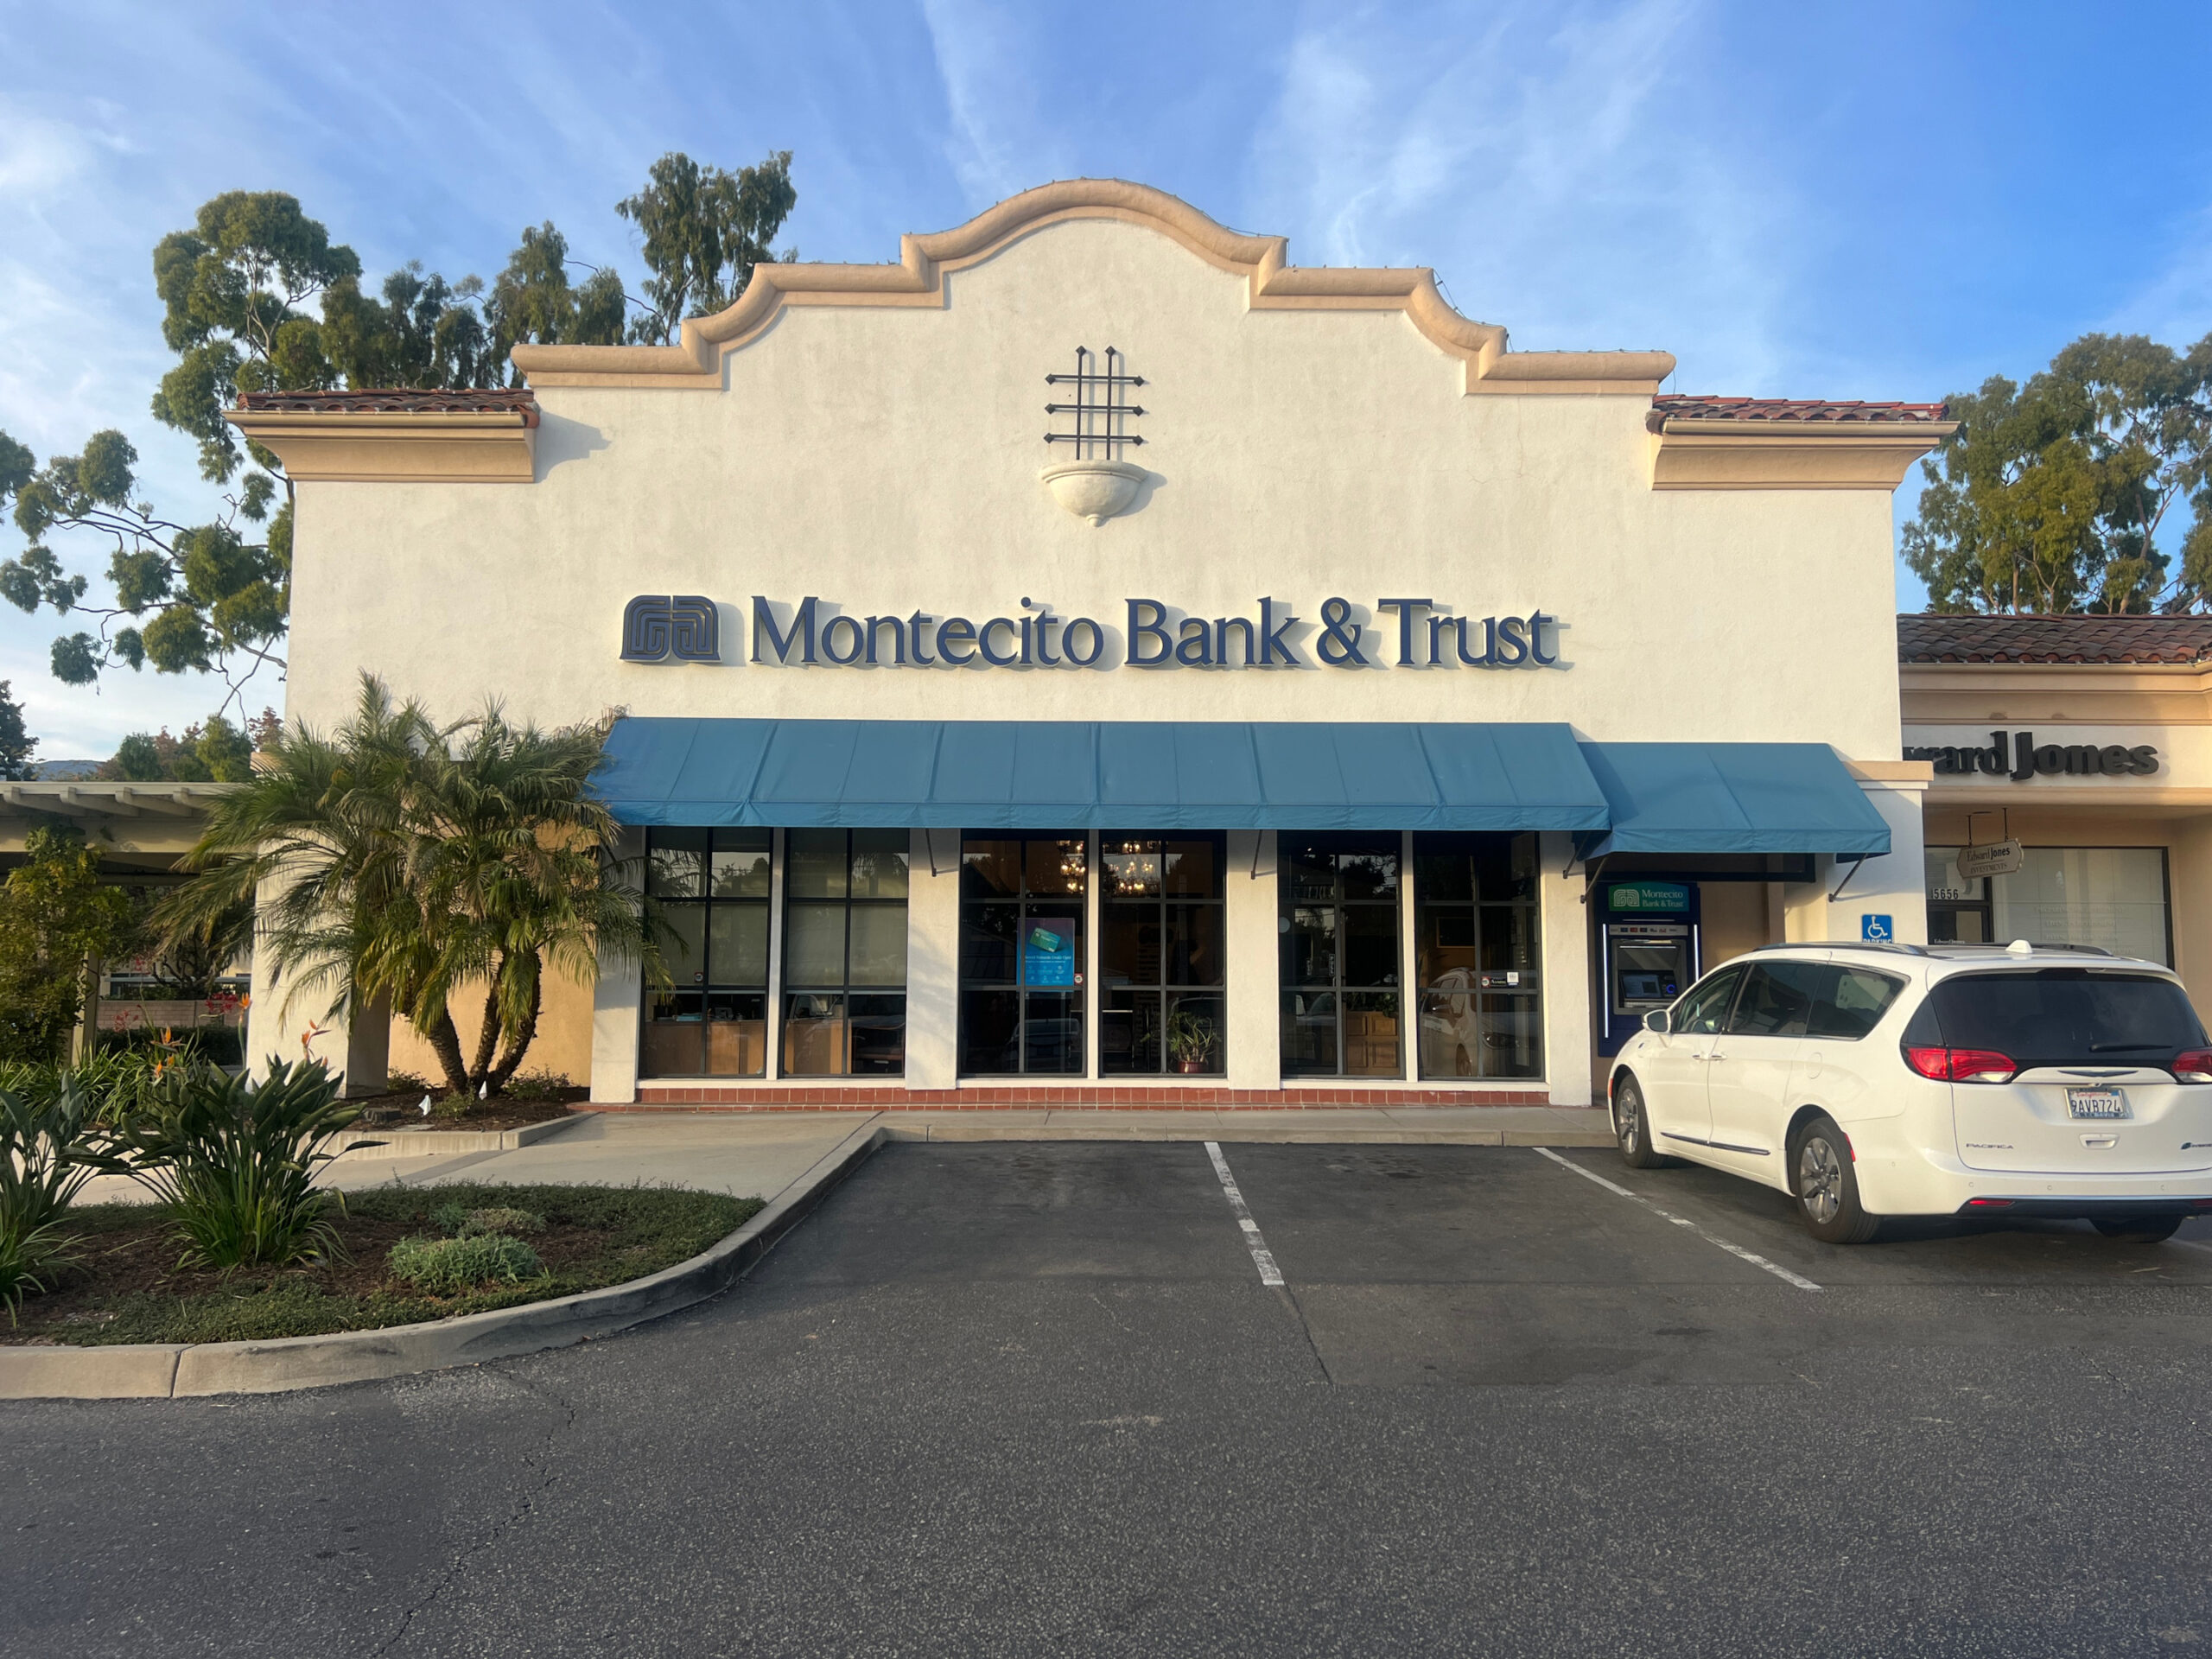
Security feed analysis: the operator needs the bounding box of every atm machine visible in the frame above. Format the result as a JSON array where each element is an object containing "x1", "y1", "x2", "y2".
[{"x1": 1597, "y1": 880, "x2": 1700, "y2": 1058}]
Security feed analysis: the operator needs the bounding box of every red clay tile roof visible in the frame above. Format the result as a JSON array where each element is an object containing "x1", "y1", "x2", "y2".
[
  {"x1": 1898, "y1": 613, "x2": 2212, "y2": 664},
  {"x1": 1653, "y1": 395, "x2": 1950, "y2": 424},
  {"x1": 232, "y1": 389, "x2": 539, "y2": 423}
]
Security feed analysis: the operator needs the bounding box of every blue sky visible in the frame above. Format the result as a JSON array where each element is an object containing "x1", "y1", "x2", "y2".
[{"x1": 3, "y1": 0, "x2": 2210, "y2": 756}]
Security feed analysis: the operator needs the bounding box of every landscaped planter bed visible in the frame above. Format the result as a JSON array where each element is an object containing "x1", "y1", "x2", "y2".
[
  {"x1": 4, "y1": 1183, "x2": 761, "y2": 1348},
  {"x1": 347, "y1": 1084, "x2": 588, "y2": 1135}
]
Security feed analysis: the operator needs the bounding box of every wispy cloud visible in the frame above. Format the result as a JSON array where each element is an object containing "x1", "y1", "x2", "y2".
[
  {"x1": 1244, "y1": 0, "x2": 1800, "y2": 391},
  {"x1": 2104, "y1": 200, "x2": 2212, "y2": 347},
  {"x1": 917, "y1": 0, "x2": 1075, "y2": 207}
]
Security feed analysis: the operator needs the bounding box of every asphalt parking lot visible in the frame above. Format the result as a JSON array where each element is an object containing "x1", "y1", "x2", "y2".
[{"x1": 10, "y1": 1140, "x2": 2212, "y2": 1657}]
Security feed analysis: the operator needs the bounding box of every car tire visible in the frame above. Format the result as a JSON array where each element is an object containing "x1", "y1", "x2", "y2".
[
  {"x1": 1789, "y1": 1115, "x2": 1879, "y2": 1245},
  {"x1": 2094, "y1": 1215, "x2": 2184, "y2": 1242},
  {"x1": 1613, "y1": 1075, "x2": 1670, "y2": 1169}
]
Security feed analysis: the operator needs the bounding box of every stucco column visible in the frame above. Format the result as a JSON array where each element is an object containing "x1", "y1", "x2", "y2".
[
  {"x1": 1537, "y1": 831, "x2": 1593, "y2": 1108},
  {"x1": 2165, "y1": 815, "x2": 2212, "y2": 1008},
  {"x1": 906, "y1": 827, "x2": 961, "y2": 1090},
  {"x1": 1224, "y1": 830, "x2": 1279, "y2": 1091},
  {"x1": 589, "y1": 827, "x2": 645, "y2": 1103},
  {"x1": 242, "y1": 869, "x2": 347, "y2": 1082},
  {"x1": 589, "y1": 953, "x2": 642, "y2": 1103}
]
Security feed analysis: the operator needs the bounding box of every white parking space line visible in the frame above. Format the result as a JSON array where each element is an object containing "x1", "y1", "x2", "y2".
[
  {"x1": 1533, "y1": 1147, "x2": 1823, "y2": 1292},
  {"x1": 1205, "y1": 1141, "x2": 1285, "y2": 1287}
]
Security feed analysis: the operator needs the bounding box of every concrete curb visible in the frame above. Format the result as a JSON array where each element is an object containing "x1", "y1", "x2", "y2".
[
  {"x1": 328, "y1": 1109, "x2": 596, "y2": 1161},
  {"x1": 0, "y1": 1120, "x2": 886, "y2": 1402},
  {"x1": 880, "y1": 1124, "x2": 1616, "y2": 1147}
]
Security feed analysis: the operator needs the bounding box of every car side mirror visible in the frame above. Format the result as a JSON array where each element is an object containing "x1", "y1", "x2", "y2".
[{"x1": 1643, "y1": 1009, "x2": 1671, "y2": 1035}]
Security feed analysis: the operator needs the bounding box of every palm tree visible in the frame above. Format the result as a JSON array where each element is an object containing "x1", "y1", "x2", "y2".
[{"x1": 156, "y1": 674, "x2": 652, "y2": 1100}]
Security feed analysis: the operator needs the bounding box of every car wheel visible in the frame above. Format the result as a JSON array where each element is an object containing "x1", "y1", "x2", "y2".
[
  {"x1": 1789, "y1": 1115, "x2": 1879, "y2": 1245},
  {"x1": 1613, "y1": 1075, "x2": 1669, "y2": 1168},
  {"x1": 2094, "y1": 1215, "x2": 2183, "y2": 1242}
]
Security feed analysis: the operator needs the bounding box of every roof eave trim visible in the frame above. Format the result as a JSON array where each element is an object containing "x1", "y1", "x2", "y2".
[
  {"x1": 222, "y1": 408, "x2": 537, "y2": 484},
  {"x1": 1649, "y1": 421, "x2": 1958, "y2": 492}
]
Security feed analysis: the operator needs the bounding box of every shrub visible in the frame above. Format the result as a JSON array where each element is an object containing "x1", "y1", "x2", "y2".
[
  {"x1": 499, "y1": 1068, "x2": 574, "y2": 1103},
  {"x1": 426, "y1": 1201, "x2": 545, "y2": 1238},
  {"x1": 97, "y1": 1025, "x2": 245, "y2": 1069},
  {"x1": 0, "y1": 1076, "x2": 103, "y2": 1318},
  {"x1": 458, "y1": 1205, "x2": 545, "y2": 1238},
  {"x1": 384, "y1": 1069, "x2": 435, "y2": 1097},
  {"x1": 103, "y1": 1059, "x2": 362, "y2": 1270},
  {"x1": 0, "y1": 1049, "x2": 168, "y2": 1127},
  {"x1": 387, "y1": 1232, "x2": 544, "y2": 1294}
]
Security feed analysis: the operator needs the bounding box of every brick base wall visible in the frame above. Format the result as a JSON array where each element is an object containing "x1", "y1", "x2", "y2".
[{"x1": 620, "y1": 1084, "x2": 1552, "y2": 1110}]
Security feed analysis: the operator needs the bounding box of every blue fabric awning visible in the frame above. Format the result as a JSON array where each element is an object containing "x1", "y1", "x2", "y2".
[
  {"x1": 1576, "y1": 741, "x2": 1891, "y2": 858},
  {"x1": 594, "y1": 718, "x2": 1612, "y2": 832}
]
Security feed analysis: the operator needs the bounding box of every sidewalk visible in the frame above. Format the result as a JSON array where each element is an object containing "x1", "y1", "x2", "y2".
[{"x1": 71, "y1": 1106, "x2": 1615, "y2": 1208}]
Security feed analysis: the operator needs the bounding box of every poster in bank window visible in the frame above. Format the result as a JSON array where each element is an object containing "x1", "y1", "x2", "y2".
[{"x1": 1025, "y1": 920, "x2": 1077, "y2": 987}]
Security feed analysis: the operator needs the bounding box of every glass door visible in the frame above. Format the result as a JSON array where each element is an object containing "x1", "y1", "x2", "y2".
[
  {"x1": 1279, "y1": 833, "x2": 1402, "y2": 1077},
  {"x1": 959, "y1": 834, "x2": 1089, "y2": 1075}
]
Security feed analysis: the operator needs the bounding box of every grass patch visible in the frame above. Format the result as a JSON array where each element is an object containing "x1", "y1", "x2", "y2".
[{"x1": 3, "y1": 1183, "x2": 761, "y2": 1347}]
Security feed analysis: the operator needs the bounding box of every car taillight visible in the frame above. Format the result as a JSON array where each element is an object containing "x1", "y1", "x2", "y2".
[
  {"x1": 1904, "y1": 1046, "x2": 2018, "y2": 1083},
  {"x1": 2173, "y1": 1049, "x2": 2212, "y2": 1083}
]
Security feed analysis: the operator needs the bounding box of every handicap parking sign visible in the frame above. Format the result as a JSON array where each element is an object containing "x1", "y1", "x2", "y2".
[{"x1": 1861, "y1": 913, "x2": 1892, "y2": 943}]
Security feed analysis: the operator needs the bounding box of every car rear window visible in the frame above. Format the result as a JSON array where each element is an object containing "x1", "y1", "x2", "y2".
[{"x1": 1923, "y1": 970, "x2": 2208, "y2": 1069}]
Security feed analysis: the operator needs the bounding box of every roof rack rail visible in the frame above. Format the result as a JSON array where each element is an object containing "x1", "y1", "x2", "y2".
[
  {"x1": 1743, "y1": 940, "x2": 1928, "y2": 957},
  {"x1": 1929, "y1": 941, "x2": 2114, "y2": 957},
  {"x1": 1741, "y1": 940, "x2": 2119, "y2": 958}
]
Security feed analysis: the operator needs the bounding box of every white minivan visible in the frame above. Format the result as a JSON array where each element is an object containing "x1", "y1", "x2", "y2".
[{"x1": 1608, "y1": 941, "x2": 2212, "y2": 1243}]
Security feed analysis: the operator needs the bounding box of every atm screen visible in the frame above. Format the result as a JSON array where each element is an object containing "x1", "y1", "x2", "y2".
[{"x1": 1611, "y1": 940, "x2": 1687, "y2": 1013}]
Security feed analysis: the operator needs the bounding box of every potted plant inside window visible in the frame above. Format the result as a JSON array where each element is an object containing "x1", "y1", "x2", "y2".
[{"x1": 1166, "y1": 1008, "x2": 1218, "y2": 1075}]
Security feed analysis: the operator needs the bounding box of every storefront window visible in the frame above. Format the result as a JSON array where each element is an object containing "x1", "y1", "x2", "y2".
[
  {"x1": 1412, "y1": 832, "x2": 1542, "y2": 1078},
  {"x1": 1100, "y1": 834, "x2": 1225, "y2": 1075},
  {"x1": 641, "y1": 827, "x2": 772, "y2": 1077},
  {"x1": 960, "y1": 834, "x2": 1088, "y2": 1075},
  {"x1": 1280, "y1": 834, "x2": 1401, "y2": 1077},
  {"x1": 781, "y1": 829, "x2": 909, "y2": 1076},
  {"x1": 1925, "y1": 845, "x2": 2171, "y2": 964}
]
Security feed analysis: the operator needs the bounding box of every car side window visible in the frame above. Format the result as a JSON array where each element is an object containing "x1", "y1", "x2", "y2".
[
  {"x1": 1672, "y1": 967, "x2": 1743, "y2": 1036},
  {"x1": 1807, "y1": 968, "x2": 1907, "y2": 1040},
  {"x1": 1727, "y1": 963, "x2": 1816, "y2": 1037}
]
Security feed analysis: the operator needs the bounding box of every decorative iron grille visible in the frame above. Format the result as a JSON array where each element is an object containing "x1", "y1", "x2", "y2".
[{"x1": 1045, "y1": 346, "x2": 1145, "y2": 459}]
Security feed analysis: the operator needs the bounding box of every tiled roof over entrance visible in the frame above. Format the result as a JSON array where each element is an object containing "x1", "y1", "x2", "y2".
[
  {"x1": 1897, "y1": 613, "x2": 2212, "y2": 664},
  {"x1": 233, "y1": 389, "x2": 540, "y2": 423},
  {"x1": 1651, "y1": 396, "x2": 1949, "y2": 424}
]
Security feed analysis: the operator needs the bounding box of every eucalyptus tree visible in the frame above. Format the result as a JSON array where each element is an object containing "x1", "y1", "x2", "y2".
[
  {"x1": 159, "y1": 676, "x2": 653, "y2": 1100},
  {"x1": 617, "y1": 149, "x2": 797, "y2": 345},
  {"x1": 1904, "y1": 331, "x2": 2212, "y2": 613},
  {"x1": 1, "y1": 157, "x2": 795, "y2": 701}
]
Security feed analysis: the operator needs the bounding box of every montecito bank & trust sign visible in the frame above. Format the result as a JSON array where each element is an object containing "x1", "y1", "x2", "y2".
[{"x1": 622, "y1": 594, "x2": 1564, "y2": 671}]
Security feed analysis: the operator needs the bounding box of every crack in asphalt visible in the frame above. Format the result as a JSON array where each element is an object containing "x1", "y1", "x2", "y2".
[{"x1": 368, "y1": 1369, "x2": 578, "y2": 1658}]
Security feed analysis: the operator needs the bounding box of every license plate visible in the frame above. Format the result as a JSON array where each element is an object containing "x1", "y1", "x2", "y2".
[{"x1": 2067, "y1": 1087, "x2": 2126, "y2": 1120}]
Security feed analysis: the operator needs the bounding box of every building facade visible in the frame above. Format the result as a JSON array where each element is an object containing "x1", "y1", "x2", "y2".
[
  {"x1": 1903, "y1": 613, "x2": 2212, "y2": 1005},
  {"x1": 228, "y1": 179, "x2": 1951, "y2": 1109}
]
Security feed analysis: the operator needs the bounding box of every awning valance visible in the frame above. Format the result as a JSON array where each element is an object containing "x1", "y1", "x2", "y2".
[
  {"x1": 594, "y1": 718, "x2": 1611, "y2": 832},
  {"x1": 1575, "y1": 741, "x2": 1891, "y2": 858}
]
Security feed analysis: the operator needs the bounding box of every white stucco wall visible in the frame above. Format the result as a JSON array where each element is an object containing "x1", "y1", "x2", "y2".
[
  {"x1": 284, "y1": 219, "x2": 1901, "y2": 751},
  {"x1": 260, "y1": 213, "x2": 1913, "y2": 1097}
]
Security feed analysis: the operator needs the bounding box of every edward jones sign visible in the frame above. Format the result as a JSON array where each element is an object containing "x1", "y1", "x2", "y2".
[{"x1": 1905, "y1": 729, "x2": 2159, "y2": 782}]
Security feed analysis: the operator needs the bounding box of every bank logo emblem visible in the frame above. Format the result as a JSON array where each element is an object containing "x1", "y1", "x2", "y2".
[{"x1": 621, "y1": 594, "x2": 719, "y2": 663}]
